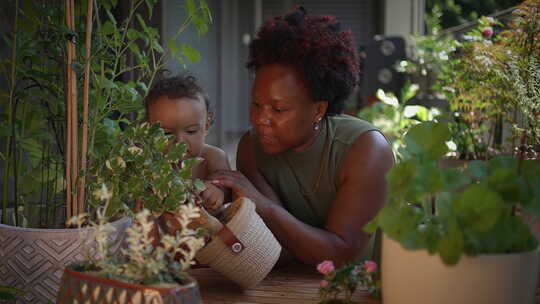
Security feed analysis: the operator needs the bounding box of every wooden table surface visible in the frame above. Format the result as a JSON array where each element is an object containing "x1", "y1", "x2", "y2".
[
  {"x1": 189, "y1": 262, "x2": 379, "y2": 304},
  {"x1": 190, "y1": 262, "x2": 540, "y2": 304}
]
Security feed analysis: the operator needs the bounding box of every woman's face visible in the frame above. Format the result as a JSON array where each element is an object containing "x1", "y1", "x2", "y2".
[
  {"x1": 251, "y1": 63, "x2": 327, "y2": 155},
  {"x1": 147, "y1": 94, "x2": 209, "y2": 157}
]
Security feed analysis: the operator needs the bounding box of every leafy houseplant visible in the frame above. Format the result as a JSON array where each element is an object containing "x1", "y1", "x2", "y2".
[
  {"x1": 358, "y1": 84, "x2": 442, "y2": 161},
  {"x1": 58, "y1": 207, "x2": 204, "y2": 303},
  {"x1": 429, "y1": 1, "x2": 540, "y2": 159},
  {"x1": 85, "y1": 121, "x2": 206, "y2": 218},
  {"x1": 57, "y1": 121, "x2": 207, "y2": 303},
  {"x1": 364, "y1": 121, "x2": 540, "y2": 304}
]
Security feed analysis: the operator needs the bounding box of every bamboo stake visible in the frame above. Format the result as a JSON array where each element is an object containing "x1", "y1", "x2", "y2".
[{"x1": 78, "y1": 0, "x2": 94, "y2": 216}]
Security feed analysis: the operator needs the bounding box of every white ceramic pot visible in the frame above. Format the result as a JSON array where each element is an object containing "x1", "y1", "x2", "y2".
[
  {"x1": 0, "y1": 217, "x2": 131, "y2": 304},
  {"x1": 382, "y1": 235, "x2": 539, "y2": 304}
]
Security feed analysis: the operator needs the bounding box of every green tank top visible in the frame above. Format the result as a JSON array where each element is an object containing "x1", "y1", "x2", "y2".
[{"x1": 253, "y1": 114, "x2": 383, "y2": 260}]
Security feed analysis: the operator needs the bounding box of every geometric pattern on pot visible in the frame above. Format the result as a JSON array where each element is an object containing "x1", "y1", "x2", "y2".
[
  {"x1": 57, "y1": 266, "x2": 201, "y2": 304},
  {"x1": 0, "y1": 217, "x2": 131, "y2": 304}
]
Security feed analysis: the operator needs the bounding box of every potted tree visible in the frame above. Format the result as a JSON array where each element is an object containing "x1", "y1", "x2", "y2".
[
  {"x1": 364, "y1": 121, "x2": 540, "y2": 304},
  {"x1": 57, "y1": 122, "x2": 207, "y2": 304},
  {"x1": 0, "y1": 0, "x2": 211, "y2": 303}
]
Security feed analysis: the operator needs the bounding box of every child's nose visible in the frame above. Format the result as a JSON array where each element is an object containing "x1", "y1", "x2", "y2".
[{"x1": 175, "y1": 134, "x2": 185, "y2": 143}]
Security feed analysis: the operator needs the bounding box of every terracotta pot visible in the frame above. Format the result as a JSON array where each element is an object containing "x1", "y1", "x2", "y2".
[
  {"x1": 57, "y1": 264, "x2": 201, "y2": 304},
  {"x1": 381, "y1": 235, "x2": 539, "y2": 304},
  {"x1": 0, "y1": 217, "x2": 130, "y2": 304}
]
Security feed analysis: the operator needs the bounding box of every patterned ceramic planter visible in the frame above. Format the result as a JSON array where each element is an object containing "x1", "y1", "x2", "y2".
[
  {"x1": 0, "y1": 217, "x2": 130, "y2": 304},
  {"x1": 57, "y1": 264, "x2": 201, "y2": 304}
]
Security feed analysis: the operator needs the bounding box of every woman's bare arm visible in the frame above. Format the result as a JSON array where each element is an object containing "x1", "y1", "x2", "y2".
[{"x1": 211, "y1": 131, "x2": 393, "y2": 266}]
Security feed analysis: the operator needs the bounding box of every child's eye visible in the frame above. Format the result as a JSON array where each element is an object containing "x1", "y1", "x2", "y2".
[
  {"x1": 274, "y1": 107, "x2": 287, "y2": 113},
  {"x1": 164, "y1": 131, "x2": 173, "y2": 136}
]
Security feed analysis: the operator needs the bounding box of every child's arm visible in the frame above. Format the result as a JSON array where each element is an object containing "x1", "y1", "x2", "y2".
[{"x1": 200, "y1": 145, "x2": 231, "y2": 215}]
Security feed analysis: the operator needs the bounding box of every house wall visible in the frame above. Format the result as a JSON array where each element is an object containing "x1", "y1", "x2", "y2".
[
  {"x1": 384, "y1": 0, "x2": 425, "y2": 37},
  {"x1": 161, "y1": 0, "x2": 425, "y2": 164}
]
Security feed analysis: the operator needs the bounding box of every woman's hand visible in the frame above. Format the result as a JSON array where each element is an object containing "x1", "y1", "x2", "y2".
[{"x1": 208, "y1": 169, "x2": 271, "y2": 213}]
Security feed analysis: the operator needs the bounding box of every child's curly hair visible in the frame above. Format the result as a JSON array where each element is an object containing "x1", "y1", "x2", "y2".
[
  {"x1": 145, "y1": 75, "x2": 214, "y2": 124},
  {"x1": 247, "y1": 6, "x2": 360, "y2": 115}
]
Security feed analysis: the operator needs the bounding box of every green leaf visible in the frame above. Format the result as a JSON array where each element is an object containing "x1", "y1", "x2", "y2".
[
  {"x1": 454, "y1": 184, "x2": 504, "y2": 232},
  {"x1": 403, "y1": 122, "x2": 450, "y2": 161},
  {"x1": 467, "y1": 160, "x2": 487, "y2": 180},
  {"x1": 437, "y1": 218, "x2": 463, "y2": 265},
  {"x1": 19, "y1": 138, "x2": 43, "y2": 168},
  {"x1": 181, "y1": 44, "x2": 201, "y2": 63},
  {"x1": 105, "y1": 9, "x2": 117, "y2": 25},
  {"x1": 387, "y1": 160, "x2": 418, "y2": 201},
  {"x1": 194, "y1": 179, "x2": 206, "y2": 191},
  {"x1": 101, "y1": 21, "x2": 116, "y2": 36},
  {"x1": 168, "y1": 39, "x2": 179, "y2": 56},
  {"x1": 0, "y1": 285, "x2": 24, "y2": 300}
]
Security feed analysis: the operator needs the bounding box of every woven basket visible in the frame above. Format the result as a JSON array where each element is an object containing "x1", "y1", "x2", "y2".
[{"x1": 195, "y1": 197, "x2": 281, "y2": 288}]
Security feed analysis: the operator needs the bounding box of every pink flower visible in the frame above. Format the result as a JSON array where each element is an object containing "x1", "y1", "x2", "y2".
[
  {"x1": 482, "y1": 27, "x2": 494, "y2": 39},
  {"x1": 320, "y1": 280, "x2": 329, "y2": 288},
  {"x1": 365, "y1": 260, "x2": 378, "y2": 273},
  {"x1": 316, "y1": 260, "x2": 335, "y2": 274}
]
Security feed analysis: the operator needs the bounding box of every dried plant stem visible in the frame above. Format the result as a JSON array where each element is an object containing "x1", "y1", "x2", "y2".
[
  {"x1": 78, "y1": 0, "x2": 94, "y2": 217},
  {"x1": 65, "y1": 0, "x2": 79, "y2": 222}
]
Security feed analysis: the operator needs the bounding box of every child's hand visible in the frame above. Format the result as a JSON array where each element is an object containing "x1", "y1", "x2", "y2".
[{"x1": 200, "y1": 181, "x2": 224, "y2": 215}]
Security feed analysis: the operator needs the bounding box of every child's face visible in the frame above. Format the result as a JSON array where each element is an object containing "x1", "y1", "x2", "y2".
[{"x1": 147, "y1": 94, "x2": 209, "y2": 158}]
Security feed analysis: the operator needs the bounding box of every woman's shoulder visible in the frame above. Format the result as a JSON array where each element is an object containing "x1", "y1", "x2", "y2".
[{"x1": 327, "y1": 114, "x2": 380, "y2": 146}]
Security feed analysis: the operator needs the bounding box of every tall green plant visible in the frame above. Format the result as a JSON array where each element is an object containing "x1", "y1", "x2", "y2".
[{"x1": 0, "y1": 0, "x2": 212, "y2": 227}]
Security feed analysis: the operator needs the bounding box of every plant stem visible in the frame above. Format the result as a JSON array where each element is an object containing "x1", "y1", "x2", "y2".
[
  {"x1": 2, "y1": 0, "x2": 19, "y2": 224},
  {"x1": 78, "y1": 0, "x2": 94, "y2": 215}
]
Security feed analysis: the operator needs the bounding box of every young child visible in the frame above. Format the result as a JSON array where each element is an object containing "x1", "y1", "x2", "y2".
[{"x1": 145, "y1": 75, "x2": 230, "y2": 216}]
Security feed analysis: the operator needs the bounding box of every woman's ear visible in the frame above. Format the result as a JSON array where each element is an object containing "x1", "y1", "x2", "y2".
[{"x1": 314, "y1": 100, "x2": 328, "y2": 122}]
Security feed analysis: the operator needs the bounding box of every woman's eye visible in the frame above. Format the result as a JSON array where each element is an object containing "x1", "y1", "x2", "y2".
[
  {"x1": 164, "y1": 131, "x2": 173, "y2": 136},
  {"x1": 274, "y1": 108, "x2": 287, "y2": 113},
  {"x1": 187, "y1": 129, "x2": 198, "y2": 134}
]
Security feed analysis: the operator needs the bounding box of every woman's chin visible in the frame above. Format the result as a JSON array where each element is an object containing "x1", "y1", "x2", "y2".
[{"x1": 259, "y1": 143, "x2": 283, "y2": 155}]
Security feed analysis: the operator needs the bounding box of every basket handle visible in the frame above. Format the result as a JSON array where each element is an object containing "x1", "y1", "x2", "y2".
[{"x1": 215, "y1": 224, "x2": 245, "y2": 254}]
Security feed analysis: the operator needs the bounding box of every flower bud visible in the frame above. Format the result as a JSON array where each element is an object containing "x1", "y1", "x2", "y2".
[{"x1": 482, "y1": 27, "x2": 494, "y2": 39}]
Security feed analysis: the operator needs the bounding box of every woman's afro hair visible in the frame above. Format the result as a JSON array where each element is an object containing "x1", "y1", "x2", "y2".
[{"x1": 247, "y1": 6, "x2": 360, "y2": 115}]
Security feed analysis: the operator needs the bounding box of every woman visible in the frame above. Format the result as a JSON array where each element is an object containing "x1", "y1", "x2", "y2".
[{"x1": 211, "y1": 7, "x2": 394, "y2": 266}]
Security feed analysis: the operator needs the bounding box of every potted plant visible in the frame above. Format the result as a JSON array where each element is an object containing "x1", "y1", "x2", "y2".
[
  {"x1": 429, "y1": 1, "x2": 540, "y2": 160},
  {"x1": 57, "y1": 207, "x2": 204, "y2": 304},
  {"x1": 56, "y1": 121, "x2": 208, "y2": 303},
  {"x1": 363, "y1": 121, "x2": 540, "y2": 304},
  {"x1": 0, "y1": 0, "x2": 211, "y2": 303}
]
